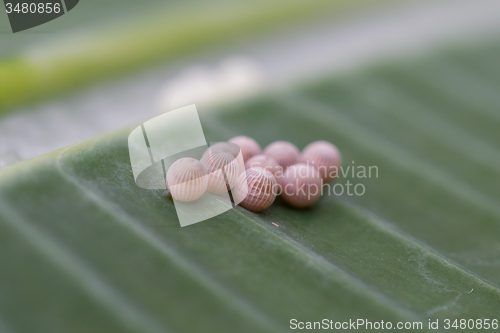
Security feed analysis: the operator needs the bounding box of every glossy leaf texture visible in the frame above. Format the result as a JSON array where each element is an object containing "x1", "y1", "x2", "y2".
[{"x1": 1, "y1": 42, "x2": 500, "y2": 332}]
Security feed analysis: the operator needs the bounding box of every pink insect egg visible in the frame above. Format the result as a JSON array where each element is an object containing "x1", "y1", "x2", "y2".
[
  {"x1": 244, "y1": 154, "x2": 281, "y2": 176},
  {"x1": 234, "y1": 167, "x2": 278, "y2": 212},
  {"x1": 301, "y1": 141, "x2": 341, "y2": 183},
  {"x1": 201, "y1": 149, "x2": 239, "y2": 194},
  {"x1": 202, "y1": 142, "x2": 239, "y2": 159},
  {"x1": 263, "y1": 141, "x2": 300, "y2": 171},
  {"x1": 280, "y1": 163, "x2": 322, "y2": 208},
  {"x1": 166, "y1": 157, "x2": 208, "y2": 202},
  {"x1": 228, "y1": 136, "x2": 261, "y2": 162}
]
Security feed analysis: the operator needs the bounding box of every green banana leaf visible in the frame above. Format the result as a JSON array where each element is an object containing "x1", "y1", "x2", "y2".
[{"x1": 1, "y1": 41, "x2": 500, "y2": 332}]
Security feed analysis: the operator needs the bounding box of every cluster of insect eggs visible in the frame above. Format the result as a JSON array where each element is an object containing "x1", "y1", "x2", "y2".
[
  {"x1": 166, "y1": 136, "x2": 341, "y2": 211},
  {"x1": 233, "y1": 137, "x2": 341, "y2": 211}
]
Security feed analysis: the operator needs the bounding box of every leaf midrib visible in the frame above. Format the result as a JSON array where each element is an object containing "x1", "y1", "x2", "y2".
[{"x1": 51, "y1": 140, "x2": 425, "y2": 322}]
